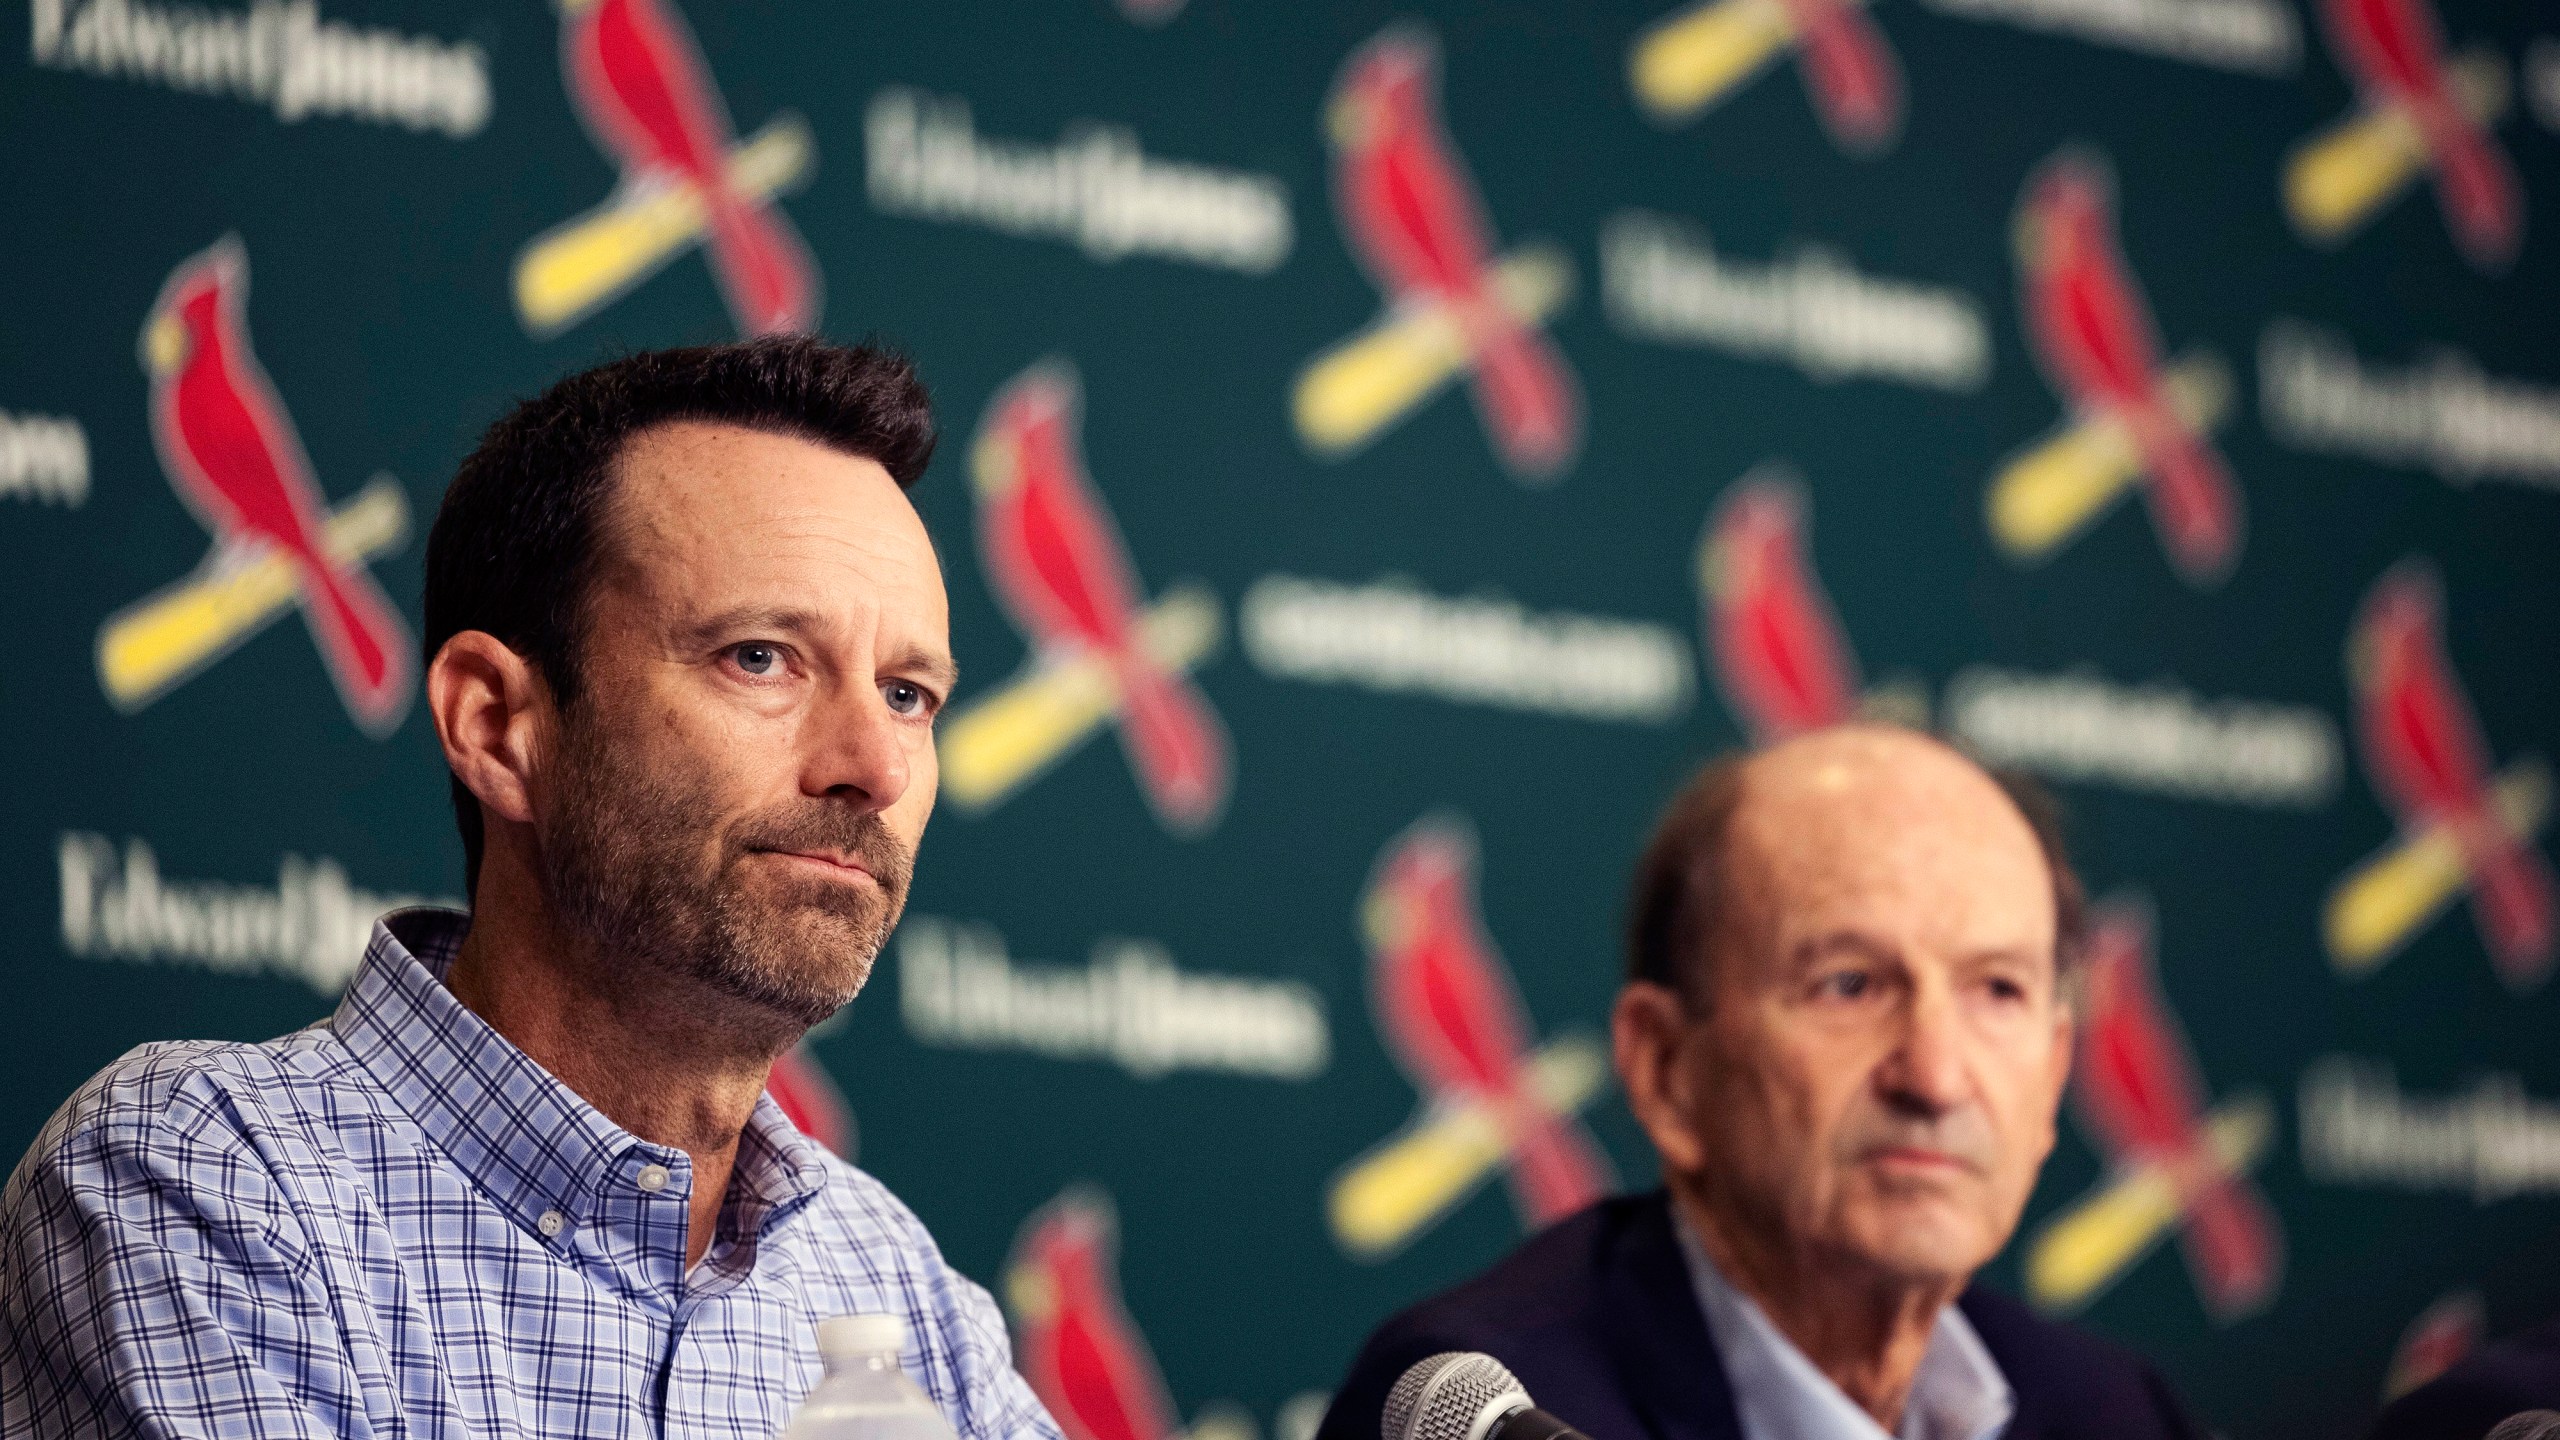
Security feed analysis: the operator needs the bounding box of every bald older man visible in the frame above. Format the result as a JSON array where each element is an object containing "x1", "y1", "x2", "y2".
[{"x1": 1319, "y1": 728, "x2": 2202, "y2": 1440}]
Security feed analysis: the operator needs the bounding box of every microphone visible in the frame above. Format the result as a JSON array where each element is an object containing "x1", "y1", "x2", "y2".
[{"x1": 1384, "y1": 1353, "x2": 1590, "y2": 1440}]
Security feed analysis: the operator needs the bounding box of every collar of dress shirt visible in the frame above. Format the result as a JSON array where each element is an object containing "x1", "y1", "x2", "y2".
[
  {"x1": 1673, "y1": 1207, "x2": 2014, "y2": 1440},
  {"x1": 332, "y1": 907, "x2": 833, "y2": 1251}
]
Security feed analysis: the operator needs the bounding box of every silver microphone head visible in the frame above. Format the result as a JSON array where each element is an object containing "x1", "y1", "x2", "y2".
[{"x1": 1384, "y1": 1353, "x2": 1532, "y2": 1440}]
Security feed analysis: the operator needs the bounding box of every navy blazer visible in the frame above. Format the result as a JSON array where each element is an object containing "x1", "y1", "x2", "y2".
[{"x1": 1317, "y1": 1193, "x2": 2202, "y2": 1440}]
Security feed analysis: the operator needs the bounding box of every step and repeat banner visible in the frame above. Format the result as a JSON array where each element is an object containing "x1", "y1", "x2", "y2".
[{"x1": 5, "y1": 0, "x2": 2559, "y2": 1433}]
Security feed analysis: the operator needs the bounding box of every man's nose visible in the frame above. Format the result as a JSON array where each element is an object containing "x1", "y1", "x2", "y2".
[
  {"x1": 805, "y1": 682, "x2": 911, "y2": 811},
  {"x1": 1876, "y1": 977, "x2": 1969, "y2": 1117}
]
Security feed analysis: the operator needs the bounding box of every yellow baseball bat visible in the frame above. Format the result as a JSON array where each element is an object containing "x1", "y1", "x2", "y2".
[
  {"x1": 1293, "y1": 246, "x2": 1573, "y2": 458},
  {"x1": 2324, "y1": 759, "x2": 2551, "y2": 974},
  {"x1": 1629, "y1": 0, "x2": 1799, "y2": 123},
  {"x1": 1987, "y1": 353, "x2": 2230, "y2": 560},
  {"x1": 2026, "y1": 1093, "x2": 2272, "y2": 1311},
  {"x1": 1329, "y1": 1035, "x2": 1608, "y2": 1259},
  {"x1": 1179, "y1": 1409, "x2": 1259, "y2": 1440},
  {"x1": 2283, "y1": 52, "x2": 2508, "y2": 244},
  {"x1": 514, "y1": 113, "x2": 815, "y2": 336},
  {"x1": 96, "y1": 477, "x2": 410, "y2": 711},
  {"x1": 940, "y1": 585, "x2": 1222, "y2": 812}
]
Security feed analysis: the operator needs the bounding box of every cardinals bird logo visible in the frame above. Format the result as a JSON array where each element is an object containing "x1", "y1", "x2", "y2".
[
  {"x1": 514, "y1": 0, "x2": 821, "y2": 338},
  {"x1": 1628, "y1": 0, "x2": 1902, "y2": 155},
  {"x1": 939, "y1": 361, "x2": 1230, "y2": 835},
  {"x1": 2027, "y1": 901, "x2": 2283, "y2": 1323},
  {"x1": 765, "y1": 1043, "x2": 856, "y2": 1159},
  {"x1": 1997, "y1": 152, "x2": 2242, "y2": 587},
  {"x1": 2285, "y1": 0, "x2": 2522, "y2": 272},
  {"x1": 1698, "y1": 468, "x2": 1863, "y2": 744},
  {"x1": 1295, "y1": 26, "x2": 1583, "y2": 483},
  {"x1": 97, "y1": 237, "x2": 414, "y2": 736},
  {"x1": 2325, "y1": 562, "x2": 2555, "y2": 989},
  {"x1": 1330, "y1": 815, "x2": 1614, "y2": 1259},
  {"x1": 1007, "y1": 1189, "x2": 1185, "y2": 1440}
]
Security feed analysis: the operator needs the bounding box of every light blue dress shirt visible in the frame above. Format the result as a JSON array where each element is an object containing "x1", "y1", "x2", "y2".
[
  {"x1": 1675, "y1": 1209, "x2": 2014, "y2": 1440},
  {"x1": 1, "y1": 907, "x2": 1065, "y2": 1440}
]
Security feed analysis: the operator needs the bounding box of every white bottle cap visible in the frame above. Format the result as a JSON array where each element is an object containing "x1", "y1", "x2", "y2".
[{"x1": 818, "y1": 1314, "x2": 908, "y2": 1358}]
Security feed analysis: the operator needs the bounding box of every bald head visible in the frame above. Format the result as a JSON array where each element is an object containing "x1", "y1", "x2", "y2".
[
  {"x1": 1744, "y1": 724, "x2": 2031, "y2": 825},
  {"x1": 1627, "y1": 726, "x2": 2084, "y2": 1003},
  {"x1": 1730, "y1": 726, "x2": 2058, "y2": 990}
]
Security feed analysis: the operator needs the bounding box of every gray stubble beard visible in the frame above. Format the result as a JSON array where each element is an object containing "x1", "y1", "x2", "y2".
[{"x1": 535, "y1": 706, "x2": 915, "y2": 1037}]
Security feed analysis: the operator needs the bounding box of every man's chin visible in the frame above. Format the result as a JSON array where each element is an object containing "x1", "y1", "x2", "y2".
[
  {"x1": 692, "y1": 962, "x2": 863, "y2": 1034},
  {"x1": 1836, "y1": 1205, "x2": 2001, "y2": 1288},
  {"x1": 691, "y1": 907, "x2": 886, "y2": 1032}
]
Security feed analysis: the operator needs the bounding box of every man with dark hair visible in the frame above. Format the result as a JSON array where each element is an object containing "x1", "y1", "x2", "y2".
[
  {"x1": 1321, "y1": 726, "x2": 2202, "y2": 1440},
  {"x1": 1, "y1": 338, "x2": 1065, "y2": 1440}
]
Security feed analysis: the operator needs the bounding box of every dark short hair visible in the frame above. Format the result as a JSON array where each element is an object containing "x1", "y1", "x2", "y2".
[
  {"x1": 422, "y1": 336, "x2": 938, "y2": 894},
  {"x1": 1624, "y1": 747, "x2": 2089, "y2": 1002}
]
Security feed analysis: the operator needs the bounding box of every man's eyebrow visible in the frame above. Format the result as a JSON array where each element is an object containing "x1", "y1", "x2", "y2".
[
  {"x1": 1958, "y1": 944, "x2": 2051, "y2": 972},
  {"x1": 674, "y1": 605, "x2": 832, "y2": 648},
  {"x1": 889, "y1": 644, "x2": 960, "y2": 692},
  {"x1": 1785, "y1": 931, "x2": 1898, "y2": 972}
]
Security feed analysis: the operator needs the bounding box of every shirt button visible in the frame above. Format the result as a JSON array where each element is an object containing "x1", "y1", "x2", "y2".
[
  {"x1": 537, "y1": 1210, "x2": 566, "y2": 1238},
  {"x1": 636, "y1": 1164, "x2": 671, "y2": 1194}
]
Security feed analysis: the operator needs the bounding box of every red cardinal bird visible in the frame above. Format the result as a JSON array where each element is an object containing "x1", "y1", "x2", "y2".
[
  {"x1": 141, "y1": 237, "x2": 412, "y2": 735},
  {"x1": 1007, "y1": 1189, "x2": 1180, "y2": 1440},
  {"x1": 975, "y1": 362, "x2": 1230, "y2": 833},
  {"x1": 2074, "y1": 905, "x2": 2283, "y2": 1320},
  {"x1": 2321, "y1": 0, "x2": 2522, "y2": 271},
  {"x1": 2018, "y1": 154, "x2": 2242, "y2": 586},
  {"x1": 2385, "y1": 1291, "x2": 2484, "y2": 1401},
  {"x1": 2350, "y1": 563, "x2": 2556, "y2": 986},
  {"x1": 765, "y1": 1044, "x2": 855, "y2": 1159},
  {"x1": 1329, "y1": 27, "x2": 1582, "y2": 481},
  {"x1": 1700, "y1": 471, "x2": 1860, "y2": 744},
  {"x1": 1772, "y1": 0, "x2": 1903, "y2": 154},
  {"x1": 1365, "y1": 816, "x2": 1613, "y2": 1226},
  {"x1": 562, "y1": 0, "x2": 818, "y2": 335}
]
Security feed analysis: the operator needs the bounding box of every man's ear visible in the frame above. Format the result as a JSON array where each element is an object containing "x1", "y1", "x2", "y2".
[
  {"x1": 427, "y1": 632, "x2": 549, "y2": 829},
  {"x1": 1613, "y1": 981, "x2": 1710, "y2": 1177}
]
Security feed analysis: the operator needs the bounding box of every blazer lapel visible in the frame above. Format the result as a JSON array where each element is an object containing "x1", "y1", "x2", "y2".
[
  {"x1": 1957, "y1": 1286, "x2": 2058, "y2": 1440},
  {"x1": 1594, "y1": 1194, "x2": 1748, "y2": 1440}
]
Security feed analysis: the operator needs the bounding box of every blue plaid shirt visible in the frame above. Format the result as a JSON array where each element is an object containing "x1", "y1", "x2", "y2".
[{"x1": 0, "y1": 908, "x2": 1065, "y2": 1440}]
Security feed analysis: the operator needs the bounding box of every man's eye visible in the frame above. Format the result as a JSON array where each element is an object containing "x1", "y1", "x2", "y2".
[
  {"x1": 1815, "y1": 971, "x2": 1872, "y2": 1001},
  {"x1": 882, "y1": 679, "x2": 931, "y2": 716},
  {"x1": 731, "y1": 644, "x2": 784, "y2": 677}
]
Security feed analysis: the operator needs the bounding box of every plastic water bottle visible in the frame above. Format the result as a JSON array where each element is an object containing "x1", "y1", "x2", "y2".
[{"x1": 779, "y1": 1315, "x2": 962, "y2": 1440}]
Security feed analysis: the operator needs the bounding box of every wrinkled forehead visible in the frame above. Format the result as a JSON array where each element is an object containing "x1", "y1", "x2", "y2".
[
  {"x1": 599, "y1": 420, "x2": 947, "y2": 615},
  {"x1": 1725, "y1": 733, "x2": 2056, "y2": 956}
]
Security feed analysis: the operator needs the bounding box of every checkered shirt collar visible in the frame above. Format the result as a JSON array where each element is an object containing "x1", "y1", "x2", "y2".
[{"x1": 334, "y1": 907, "x2": 833, "y2": 1245}]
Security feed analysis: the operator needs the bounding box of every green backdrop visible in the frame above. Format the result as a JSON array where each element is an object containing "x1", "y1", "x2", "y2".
[{"x1": 6, "y1": 1, "x2": 2560, "y2": 1436}]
